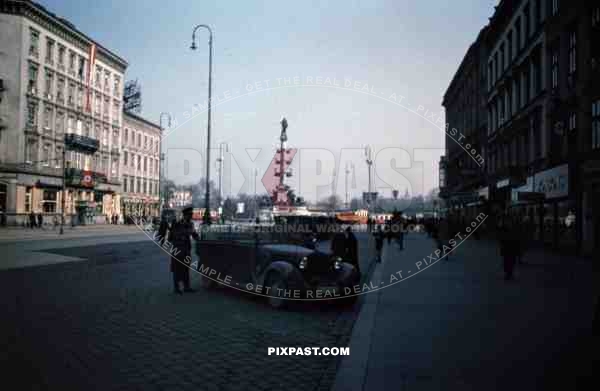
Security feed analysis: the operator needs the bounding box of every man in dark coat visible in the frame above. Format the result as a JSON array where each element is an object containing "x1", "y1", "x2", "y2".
[
  {"x1": 167, "y1": 206, "x2": 199, "y2": 294},
  {"x1": 344, "y1": 226, "x2": 360, "y2": 273},
  {"x1": 29, "y1": 211, "x2": 36, "y2": 229},
  {"x1": 373, "y1": 225, "x2": 385, "y2": 263},
  {"x1": 498, "y1": 216, "x2": 519, "y2": 281}
]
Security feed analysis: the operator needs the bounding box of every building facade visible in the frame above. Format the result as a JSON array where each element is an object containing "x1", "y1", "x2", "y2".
[
  {"x1": 0, "y1": 0, "x2": 127, "y2": 225},
  {"x1": 442, "y1": 0, "x2": 600, "y2": 255},
  {"x1": 121, "y1": 112, "x2": 161, "y2": 219}
]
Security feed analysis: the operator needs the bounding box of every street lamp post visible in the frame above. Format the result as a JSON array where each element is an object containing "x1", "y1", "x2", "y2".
[
  {"x1": 159, "y1": 112, "x2": 172, "y2": 216},
  {"x1": 364, "y1": 145, "x2": 373, "y2": 211},
  {"x1": 190, "y1": 24, "x2": 214, "y2": 225},
  {"x1": 60, "y1": 147, "x2": 66, "y2": 234}
]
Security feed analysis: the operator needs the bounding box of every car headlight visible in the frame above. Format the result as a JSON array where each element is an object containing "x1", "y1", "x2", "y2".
[
  {"x1": 334, "y1": 256, "x2": 342, "y2": 270},
  {"x1": 299, "y1": 256, "x2": 308, "y2": 270}
]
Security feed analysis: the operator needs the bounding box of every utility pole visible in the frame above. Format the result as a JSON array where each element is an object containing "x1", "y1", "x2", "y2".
[
  {"x1": 216, "y1": 142, "x2": 226, "y2": 206},
  {"x1": 159, "y1": 112, "x2": 171, "y2": 215},
  {"x1": 60, "y1": 148, "x2": 66, "y2": 234},
  {"x1": 365, "y1": 146, "x2": 373, "y2": 211}
]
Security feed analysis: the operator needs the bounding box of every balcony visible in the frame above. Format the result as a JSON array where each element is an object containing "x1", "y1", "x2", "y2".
[{"x1": 64, "y1": 133, "x2": 99, "y2": 153}]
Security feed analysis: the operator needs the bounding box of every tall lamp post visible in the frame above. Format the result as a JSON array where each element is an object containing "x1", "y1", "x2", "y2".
[
  {"x1": 159, "y1": 112, "x2": 171, "y2": 215},
  {"x1": 364, "y1": 145, "x2": 373, "y2": 211},
  {"x1": 190, "y1": 24, "x2": 214, "y2": 225}
]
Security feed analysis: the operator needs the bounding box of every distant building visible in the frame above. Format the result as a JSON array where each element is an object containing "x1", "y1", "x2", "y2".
[{"x1": 120, "y1": 111, "x2": 161, "y2": 218}]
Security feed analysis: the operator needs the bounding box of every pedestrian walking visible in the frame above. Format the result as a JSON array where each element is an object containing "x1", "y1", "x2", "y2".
[
  {"x1": 498, "y1": 217, "x2": 518, "y2": 281},
  {"x1": 37, "y1": 213, "x2": 43, "y2": 229},
  {"x1": 168, "y1": 206, "x2": 199, "y2": 294},
  {"x1": 29, "y1": 211, "x2": 36, "y2": 229},
  {"x1": 373, "y1": 225, "x2": 385, "y2": 263}
]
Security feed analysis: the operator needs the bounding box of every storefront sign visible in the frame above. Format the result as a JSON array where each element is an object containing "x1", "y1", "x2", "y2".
[
  {"x1": 511, "y1": 177, "x2": 534, "y2": 203},
  {"x1": 477, "y1": 187, "x2": 489, "y2": 200},
  {"x1": 496, "y1": 179, "x2": 510, "y2": 188},
  {"x1": 534, "y1": 164, "x2": 568, "y2": 199}
]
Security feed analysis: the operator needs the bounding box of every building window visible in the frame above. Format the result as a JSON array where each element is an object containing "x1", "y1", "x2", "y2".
[
  {"x1": 25, "y1": 139, "x2": 37, "y2": 164},
  {"x1": 55, "y1": 146, "x2": 62, "y2": 168},
  {"x1": 29, "y1": 29, "x2": 39, "y2": 57},
  {"x1": 112, "y1": 102, "x2": 119, "y2": 123},
  {"x1": 568, "y1": 29, "x2": 577, "y2": 77},
  {"x1": 143, "y1": 156, "x2": 147, "y2": 173},
  {"x1": 77, "y1": 86, "x2": 83, "y2": 108},
  {"x1": 42, "y1": 143, "x2": 50, "y2": 166},
  {"x1": 124, "y1": 151, "x2": 128, "y2": 166},
  {"x1": 500, "y1": 43, "x2": 505, "y2": 72},
  {"x1": 104, "y1": 72, "x2": 110, "y2": 92},
  {"x1": 69, "y1": 51, "x2": 76, "y2": 73},
  {"x1": 137, "y1": 154, "x2": 141, "y2": 170},
  {"x1": 42, "y1": 190, "x2": 57, "y2": 213},
  {"x1": 507, "y1": 31, "x2": 513, "y2": 63},
  {"x1": 56, "y1": 78, "x2": 65, "y2": 102},
  {"x1": 130, "y1": 177, "x2": 135, "y2": 193},
  {"x1": 532, "y1": 55, "x2": 541, "y2": 95},
  {"x1": 494, "y1": 52, "x2": 499, "y2": 83},
  {"x1": 57, "y1": 45, "x2": 65, "y2": 67},
  {"x1": 523, "y1": 69, "x2": 530, "y2": 104},
  {"x1": 111, "y1": 158, "x2": 118, "y2": 177},
  {"x1": 95, "y1": 94, "x2": 101, "y2": 115},
  {"x1": 136, "y1": 178, "x2": 141, "y2": 194},
  {"x1": 43, "y1": 107, "x2": 52, "y2": 130},
  {"x1": 55, "y1": 112, "x2": 64, "y2": 134},
  {"x1": 44, "y1": 70, "x2": 53, "y2": 97},
  {"x1": 68, "y1": 83, "x2": 75, "y2": 106},
  {"x1": 45, "y1": 38, "x2": 54, "y2": 64},
  {"x1": 113, "y1": 129, "x2": 119, "y2": 146},
  {"x1": 551, "y1": 47, "x2": 559, "y2": 89},
  {"x1": 531, "y1": 111, "x2": 541, "y2": 159},
  {"x1": 27, "y1": 103, "x2": 37, "y2": 128},
  {"x1": 24, "y1": 187, "x2": 32, "y2": 212},
  {"x1": 552, "y1": 0, "x2": 559, "y2": 16},
  {"x1": 28, "y1": 63, "x2": 38, "y2": 94},
  {"x1": 137, "y1": 133, "x2": 141, "y2": 147},
  {"x1": 524, "y1": 2, "x2": 530, "y2": 38},
  {"x1": 104, "y1": 98, "x2": 109, "y2": 116},
  {"x1": 593, "y1": 100, "x2": 600, "y2": 150},
  {"x1": 123, "y1": 176, "x2": 128, "y2": 193},
  {"x1": 516, "y1": 16, "x2": 522, "y2": 52},
  {"x1": 568, "y1": 112, "x2": 576, "y2": 132},
  {"x1": 103, "y1": 127, "x2": 108, "y2": 146},
  {"x1": 514, "y1": 78, "x2": 520, "y2": 110},
  {"x1": 130, "y1": 153, "x2": 135, "y2": 168},
  {"x1": 593, "y1": 7, "x2": 600, "y2": 28},
  {"x1": 114, "y1": 76, "x2": 120, "y2": 96}
]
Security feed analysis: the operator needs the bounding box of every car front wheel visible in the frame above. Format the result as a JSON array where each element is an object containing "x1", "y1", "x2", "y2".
[{"x1": 265, "y1": 272, "x2": 288, "y2": 310}]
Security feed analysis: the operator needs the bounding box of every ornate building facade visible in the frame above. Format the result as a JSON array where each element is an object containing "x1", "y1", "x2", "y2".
[{"x1": 0, "y1": 0, "x2": 127, "y2": 225}]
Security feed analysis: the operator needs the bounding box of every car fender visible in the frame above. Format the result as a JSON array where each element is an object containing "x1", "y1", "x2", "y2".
[
  {"x1": 259, "y1": 261, "x2": 305, "y2": 289},
  {"x1": 336, "y1": 262, "x2": 360, "y2": 284}
]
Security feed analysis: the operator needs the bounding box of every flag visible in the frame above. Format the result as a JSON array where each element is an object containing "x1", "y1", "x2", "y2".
[{"x1": 85, "y1": 44, "x2": 96, "y2": 112}]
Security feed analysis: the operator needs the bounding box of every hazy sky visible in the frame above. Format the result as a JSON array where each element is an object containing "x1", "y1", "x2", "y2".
[{"x1": 39, "y1": 0, "x2": 496, "y2": 202}]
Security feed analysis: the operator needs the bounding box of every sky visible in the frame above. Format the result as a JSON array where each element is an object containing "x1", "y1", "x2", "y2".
[{"x1": 38, "y1": 0, "x2": 496, "y2": 203}]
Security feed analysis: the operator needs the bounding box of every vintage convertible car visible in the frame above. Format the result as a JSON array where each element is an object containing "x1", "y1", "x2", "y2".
[{"x1": 195, "y1": 229, "x2": 360, "y2": 309}]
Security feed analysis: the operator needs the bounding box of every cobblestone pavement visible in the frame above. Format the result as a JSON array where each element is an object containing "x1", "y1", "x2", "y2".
[{"x1": 0, "y1": 233, "x2": 375, "y2": 391}]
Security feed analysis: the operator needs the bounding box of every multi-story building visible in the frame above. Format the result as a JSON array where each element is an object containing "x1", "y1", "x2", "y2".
[
  {"x1": 441, "y1": 26, "x2": 489, "y2": 220},
  {"x1": 121, "y1": 111, "x2": 161, "y2": 219},
  {"x1": 0, "y1": 0, "x2": 127, "y2": 225},
  {"x1": 442, "y1": 0, "x2": 600, "y2": 254}
]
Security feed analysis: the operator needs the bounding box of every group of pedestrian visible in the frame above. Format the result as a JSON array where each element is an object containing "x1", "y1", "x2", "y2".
[
  {"x1": 28, "y1": 211, "x2": 44, "y2": 229},
  {"x1": 110, "y1": 214, "x2": 119, "y2": 224}
]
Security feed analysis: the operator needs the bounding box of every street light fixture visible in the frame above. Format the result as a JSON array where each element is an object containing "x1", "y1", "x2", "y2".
[{"x1": 190, "y1": 24, "x2": 214, "y2": 225}]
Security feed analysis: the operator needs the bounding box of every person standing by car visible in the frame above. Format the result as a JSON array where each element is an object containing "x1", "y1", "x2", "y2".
[
  {"x1": 168, "y1": 206, "x2": 199, "y2": 294},
  {"x1": 344, "y1": 226, "x2": 360, "y2": 274},
  {"x1": 498, "y1": 215, "x2": 518, "y2": 281},
  {"x1": 373, "y1": 225, "x2": 385, "y2": 263}
]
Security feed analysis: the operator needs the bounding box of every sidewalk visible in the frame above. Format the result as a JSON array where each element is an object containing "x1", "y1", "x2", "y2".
[
  {"x1": 334, "y1": 233, "x2": 595, "y2": 390},
  {"x1": 0, "y1": 224, "x2": 142, "y2": 242}
]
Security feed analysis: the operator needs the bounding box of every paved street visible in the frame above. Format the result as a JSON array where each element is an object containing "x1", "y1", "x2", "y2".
[
  {"x1": 0, "y1": 229, "x2": 374, "y2": 391},
  {"x1": 335, "y1": 233, "x2": 596, "y2": 390}
]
